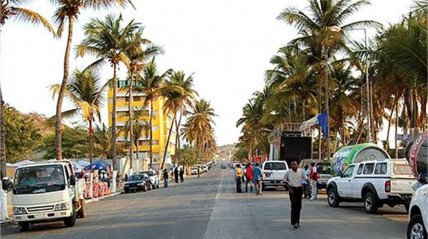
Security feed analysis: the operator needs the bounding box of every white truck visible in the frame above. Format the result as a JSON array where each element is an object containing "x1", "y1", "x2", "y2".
[
  {"x1": 326, "y1": 158, "x2": 416, "y2": 214},
  {"x1": 2, "y1": 160, "x2": 86, "y2": 232},
  {"x1": 261, "y1": 161, "x2": 289, "y2": 190}
]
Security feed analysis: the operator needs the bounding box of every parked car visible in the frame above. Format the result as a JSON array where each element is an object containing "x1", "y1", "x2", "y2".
[
  {"x1": 202, "y1": 164, "x2": 209, "y2": 173},
  {"x1": 315, "y1": 160, "x2": 333, "y2": 190},
  {"x1": 191, "y1": 166, "x2": 199, "y2": 175},
  {"x1": 327, "y1": 158, "x2": 416, "y2": 214},
  {"x1": 124, "y1": 174, "x2": 150, "y2": 193},
  {"x1": 407, "y1": 184, "x2": 428, "y2": 239},
  {"x1": 138, "y1": 170, "x2": 160, "y2": 189},
  {"x1": 261, "y1": 161, "x2": 289, "y2": 190}
]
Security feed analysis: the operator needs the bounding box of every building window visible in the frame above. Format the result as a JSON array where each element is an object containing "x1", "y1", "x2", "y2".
[{"x1": 134, "y1": 96, "x2": 141, "y2": 102}]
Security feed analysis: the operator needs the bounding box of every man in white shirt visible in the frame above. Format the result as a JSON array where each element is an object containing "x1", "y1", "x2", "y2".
[{"x1": 283, "y1": 161, "x2": 307, "y2": 229}]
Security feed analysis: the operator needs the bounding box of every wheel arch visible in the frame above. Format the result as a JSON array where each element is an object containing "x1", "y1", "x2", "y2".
[
  {"x1": 410, "y1": 205, "x2": 421, "y2": 218},
  {"x1": 361, "y1": 183, "x2": 377, "y2": 199},
  {"x1": 327, "y1": 182, "x2": 337, "y2": 192}
]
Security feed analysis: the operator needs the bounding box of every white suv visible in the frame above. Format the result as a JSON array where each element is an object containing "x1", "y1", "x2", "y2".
[
  {"x1": 327, "y1": 158, "x2": 416, "y2": 213},
  {"x1": 261, "y1": 161, "x2": 289, "y2": 190},
  {"x1": 138, "y1": 170, "x2": 160, "y2": 189},
  {"x1": 408, "y1": 184, "x2": 428, "y2": 239}
]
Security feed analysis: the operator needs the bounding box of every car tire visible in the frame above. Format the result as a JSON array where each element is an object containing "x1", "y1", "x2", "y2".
[
  {"x1": 19, "y1": 222, "x2": 30, "y2": 232},
  {"x1": 148, "y1": 183, "x2": 151, "y2": 190},
  {"x1": 407, "y1": 214, "x2": 427, "y2": 239},
  {"x1": 327, "y1": 187, "x2": 340, "y2": 207},
  {"x1": 157, "y1": 182, "x2": 160, "y2": 189},
  {"x1": 64, "y1": 204, "x2": 76, "y2": 227},
  {"x1": 142, "y1": 185, "x2": 146, "y2": 192},
  {"x1": 77, "y1": 199, "x2": 86, "y2": 219},
  {"x1": 363, "y1": 192, "x2": 379, "y2": 214},
  {"x1": 124, "y1": 188, "x2": 129, "y2": 193}
]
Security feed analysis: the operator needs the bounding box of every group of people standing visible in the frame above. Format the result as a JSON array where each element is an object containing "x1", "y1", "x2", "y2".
[
  {"x1": 162, "y1": 166, "x2": 184, "y2": 188},
  {"x1": 301, "y1": 162, "x2": 319, "y2": 200},
  {"x1": 234, "y1": 163, "x2": 263, "y2": 195}
]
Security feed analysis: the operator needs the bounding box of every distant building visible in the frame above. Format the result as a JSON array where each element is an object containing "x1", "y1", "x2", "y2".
[{"x1": 108, "y1": 80, "x2": 176, "y2": 169}]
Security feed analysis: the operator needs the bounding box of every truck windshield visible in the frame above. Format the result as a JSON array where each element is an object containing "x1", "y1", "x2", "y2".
[{"x1": 14, "y1": 165, "x2": 66, "y2": 195}]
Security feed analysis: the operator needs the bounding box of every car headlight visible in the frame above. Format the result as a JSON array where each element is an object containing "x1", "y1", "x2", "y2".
[
  {"x1": 137, "y1": 183, "x2": 144, "y2": 186},
  {"x1": 54, "y1": 202, "x2": 70, "y2": 211},
  {"x1": 13, "y1": 207, "x2": 27, "y2": 215}
]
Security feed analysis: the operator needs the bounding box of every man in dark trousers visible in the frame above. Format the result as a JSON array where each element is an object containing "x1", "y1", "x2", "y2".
[
  {"x1": 179, "y1": 167, "x2": 184, "y2": 183},
  {"x1": 283, "y1": 161, "x2": 307, "y2": 229},
  {"x1": 174, "y1": 167, "x2": 179, "y2": 183},
  {"x1": 163, "y1": 169, "x2": 168, "y2": 188}
]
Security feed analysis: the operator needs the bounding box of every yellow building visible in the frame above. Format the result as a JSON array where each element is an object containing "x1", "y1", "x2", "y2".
[{"x1": 108, "y1": 80, "x2": 176, "y2": 170}]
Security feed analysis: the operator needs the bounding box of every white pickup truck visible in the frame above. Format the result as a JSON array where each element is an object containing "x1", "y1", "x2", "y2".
[
  {"x1": 326, "y1": 158, "x2": 416, "y2": 214},
  {"x1": 2, "y1": 160, "x2": 86, "y2": 232},
  {"x1": 261, "y1": 161, "x2": 289, "y2": 190}
]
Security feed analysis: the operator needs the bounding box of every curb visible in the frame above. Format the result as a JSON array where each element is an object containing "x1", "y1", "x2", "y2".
[
  {"x1": 85, "y1": 192, "x2": 122, "y2": 203},
  {"x1": 0, "y1": 219, "x2": 13, "y2": 226}
]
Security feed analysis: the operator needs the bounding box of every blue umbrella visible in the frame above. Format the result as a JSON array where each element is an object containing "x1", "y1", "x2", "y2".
[{"x1": 84, "y1": 162, "x2": 108, "y2": 171}]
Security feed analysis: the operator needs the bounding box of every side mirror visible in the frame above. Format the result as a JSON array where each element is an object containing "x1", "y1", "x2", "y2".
[
  {"x1": 70, "y1": 175, "x2": 76, "y2": 186},
  {"x1": 2, "y1": 177, "x2": 13, "y2": 192}
]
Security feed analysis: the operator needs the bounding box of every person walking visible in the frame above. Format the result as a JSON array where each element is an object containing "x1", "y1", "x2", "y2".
[
  {"x1": 301, "y1": 166, "x2": 309, "y2": 199},
  {"x1": 283, "y1": 161, "x2": 307, "y2": 229},
  {"x1": 163, "y1": 169, "x2": 168, "y2": 188},
  {"x1": 179, "y1": 167, "x2": 184, "y2": 183},
  {"x1": 253, "y1": 163, "x2": 263, "y2": 195},
  {"x1": 245, "y1": 163, "x2": 254, "y2": 192},
  {"x1": 235, "y1": 164, "x2": 243, "y2": 193},
  {"x1": 309, "y1": 162, "x2": 318, "y2": 200},
  {"x1": 174, "y1": 167, "x2": 179, "y2": 183}
]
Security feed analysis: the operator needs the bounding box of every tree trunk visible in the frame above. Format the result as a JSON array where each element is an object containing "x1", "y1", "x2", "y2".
[
  {"x1": 419, "y1": 91, "x2": 427, "y2": 130},
  {"x1": 128, "y1": 71, "x2": 134, "y2": 170},
  {"x1": 395, "y1": 100, "x2": 399, "y2": 158},
  {"x1": 149, "y1": 99, "x2": 153, "y2": 169},
  {"x1": 385, "y1": 96, "x2": 398, "y2": 151},
  {"x1": 0, "y1": 81, "x2": 5, "y2": 178},
  {"x1": 89, "y1": 116, "x2": 94, "y2": 173},
  {"x1": 55, "y1": 18, "x2": 74, "y2": 160},
  {"x1": 161, "y1": 112, "x2": 176, "y2": 169},
  {"x1": 112, "y1": 63, "x2": 118, "y2": 170}
]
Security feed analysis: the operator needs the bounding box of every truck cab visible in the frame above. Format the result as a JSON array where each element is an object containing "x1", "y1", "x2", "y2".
[{"x1": 2, "y1": 160, "x2": 86, "y2": 232}]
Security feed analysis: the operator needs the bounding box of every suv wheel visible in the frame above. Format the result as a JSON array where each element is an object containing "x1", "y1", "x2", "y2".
[
  {"x1": 64, "y1": 204, "x2": 76, "y2": 227},
  {"x1": 19, "y1": 222, "x2": 30, "y2": 232},
  {"x1": 363, "y1": 192, "x2": 379, "y2": 214},
  {"x1": 327, "y1": 187, "x2": 340, "y2": 207},
  {"x1": 407, "y1": 214, "x2": 427, "y2": 239}
]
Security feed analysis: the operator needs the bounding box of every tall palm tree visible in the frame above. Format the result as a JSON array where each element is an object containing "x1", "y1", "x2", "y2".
[
  {"x1": 183, "y1": 99, "x2": 216, "y2": 161},
  {"x1": 76, "y1": 14, "x2": 140, "y2": 170},
  {"x1": 51, "y1": 69, "x2": 107, "y2": 170},
  {"x1": 52, "y1": 0, "x2": 133, "y2": 161},
  {"x1": 124, "y1": 30, "x2": 163, "y2": 170},
  {"x1": 135, "y1": 59, "x2": 171, "y2": 169},
  {"x1": 159, "y1": 71, "x2": 196, "y2": 169}
]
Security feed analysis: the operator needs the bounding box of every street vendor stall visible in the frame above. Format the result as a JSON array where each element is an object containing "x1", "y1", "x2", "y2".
[{"x1": 331, "y1": 143, "x2": 390, "y2": 175}]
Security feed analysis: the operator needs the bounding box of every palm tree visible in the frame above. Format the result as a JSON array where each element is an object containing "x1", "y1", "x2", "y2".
[
  {"x1": 94, "y1": 123, "x2": 127, "y2": 159},
  {"x1": 159, "y1": 71, "x2": 196, "y2": 169},
  {"x1": 135, "y1": 59, "x2": 171, "y2": 169},
  {"x1": 76, "y1": 14, "x2": 140, "y2": 170},
  {"x1": 182, "y1": 99, "x2": 216, "y2": 161},
  {"x1": 124, "y1": 30, "x2": 163, "y2": 170},
  {"x1": 51, "y1": 69, "x2": 107, "y2": 170},
  {"x1": 52, "y1": 0, "x2": 133, "y2": 161}
]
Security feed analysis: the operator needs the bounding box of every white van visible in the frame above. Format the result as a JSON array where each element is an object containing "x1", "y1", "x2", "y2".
[{"x1": 261, "y1": 161, "x2": 289, "y2": 190}]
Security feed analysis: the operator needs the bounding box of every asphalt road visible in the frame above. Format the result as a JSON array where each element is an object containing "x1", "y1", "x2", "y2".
[{"x1": 1, "y1": 165, "x2": 409, "y2": 239}]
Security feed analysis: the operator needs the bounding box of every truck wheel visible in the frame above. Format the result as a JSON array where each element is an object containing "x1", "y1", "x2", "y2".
[
  {"x1": 407, "y1": 214, "x2": 427, "y2": 239},
  {"x1": 64, "y1": 204, "x2": 76, "y2": 227},
  {"x1": 327, "y1": 187, "x2": 340, "y2": 207},
  {"x1": 77, "y1": 199, "x2": 86, "y2": 219},
  {"x1": 19, "y1": 222, "x2": 30, "y2": 232},
  {"x1": 363, "y1": 192, "x2": 379, "y2": 214},
  {"x1": 148, "y1": 183, "x2": 151, "y2": 190},
  {"x1": 142, "y1": 185, "x2": 146, "y2": 192}
]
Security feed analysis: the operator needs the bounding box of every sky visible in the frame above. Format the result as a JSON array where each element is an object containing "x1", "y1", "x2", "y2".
[{"x1": 0, "y1": 0, "x2": 416, "y2": 146}]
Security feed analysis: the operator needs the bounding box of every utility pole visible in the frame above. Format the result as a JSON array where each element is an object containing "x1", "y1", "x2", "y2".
[{"x1": 0, "y1": 82, "x2": 5, "y2": 178}]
